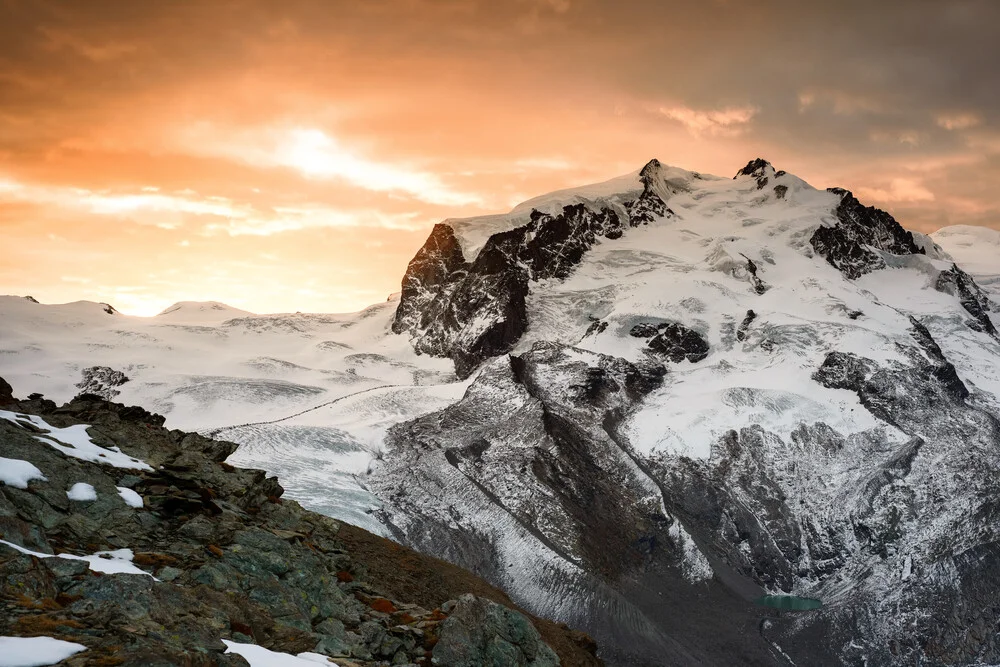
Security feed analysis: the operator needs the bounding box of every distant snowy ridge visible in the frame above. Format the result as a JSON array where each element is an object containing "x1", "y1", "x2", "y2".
[{"x1": 932, "y1": 224, "x2": 1000, "y2": 302}]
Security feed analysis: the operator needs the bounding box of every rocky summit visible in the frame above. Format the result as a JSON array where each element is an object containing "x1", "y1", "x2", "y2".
[{"x1": 0, "y1": 384, "x2": 600, "y2": 666}]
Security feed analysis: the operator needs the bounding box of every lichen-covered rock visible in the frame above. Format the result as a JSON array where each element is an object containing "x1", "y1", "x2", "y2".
[{"x1": 434, "y1": 594, "x2": 560, "y2": 667}]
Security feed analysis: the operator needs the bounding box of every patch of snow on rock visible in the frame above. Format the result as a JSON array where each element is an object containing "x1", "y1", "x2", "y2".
[
  {"x1": 0, "y1": 457, "x2": 46, "y2": 489},
  {"x1": 0, "y1": 410, "x2": 152, "y2": 470},
  {"x1": 222, "y1": 640, "x2": 339, "y2": 666},
  {"x1": 0, "y1": 540, "x2": 154, "y2": 578},
  {"x1": 66, "y1": 482, "x2": 97, "y2": 501},
  {"x1": 0, "y1": 636, "x2": 87, "y2": 667},
  {"x1": 117, "y1": 486, "x2": 144, "y2": 508}
]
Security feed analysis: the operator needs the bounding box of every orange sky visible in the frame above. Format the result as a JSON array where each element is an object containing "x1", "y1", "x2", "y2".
[{"x1": 1, "y1": 0, "x2": 998, "y2": 315}]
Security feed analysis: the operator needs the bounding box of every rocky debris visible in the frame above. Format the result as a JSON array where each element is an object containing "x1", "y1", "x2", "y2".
[
  {"x1": 75, "y1": 366, "x2": 130, "y2": 400},
  {"x1": 23, "y1": 295, "x2": 39, "y2": 303},
  {"x1": 736, "y1": 310, "x2": 757, "y2": 342},
  {"x1": 628, "y1": 322, "x2": 709, "y2": 363},
  {"x1": 0, "y1": 381, "x2": 591, "y2": 666},
  {"x1": 810, "y1": 189, "x2": 923, "y2": 280},
  {"x1": 935, "y1": 264, "x2": 999, "y2": 337},
  {"x1": 392, "y1": 161, "x2": 672, "y2": 379}
]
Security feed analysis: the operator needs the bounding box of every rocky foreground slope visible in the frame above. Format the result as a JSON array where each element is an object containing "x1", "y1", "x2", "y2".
[{"x1": 0, "y1": 378, "x2": 600, "y2": 666}]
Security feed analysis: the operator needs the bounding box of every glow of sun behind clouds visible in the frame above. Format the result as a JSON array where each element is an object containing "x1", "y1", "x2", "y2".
[{"x1": 269, "y1": 128, "x2": 481, "y2": 207}]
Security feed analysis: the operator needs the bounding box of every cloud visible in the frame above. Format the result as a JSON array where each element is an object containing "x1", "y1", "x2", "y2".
[
  {"x1": 0, "y1": 175, "x2": 430, "y2": 236},
  {"x1": 858, "y1": 178, "x2": 935, "y2": 203},
  {"x1": 657, "y1": 105, "x2": 758, "y2": 137},
  {"x1": 798, "y1": 90, "x2": 885, "y2": 115},
  {"x1": 936, "y1": 112, "x2": 982, "y2": 131},
  {"x1": 174, "y1": 125, "x2": 483, "y2": 208}
]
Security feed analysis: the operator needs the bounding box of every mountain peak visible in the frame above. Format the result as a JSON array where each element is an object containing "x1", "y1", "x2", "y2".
[
  {"x1": 734, "y1": 157, "x2": 773, "y2": 179},
  {"x1": 155, "y1": 301, "x2": 253, "y2": 323},
  {"x1": 639, "y1": 158, "x2": 663, "y2": 181}
]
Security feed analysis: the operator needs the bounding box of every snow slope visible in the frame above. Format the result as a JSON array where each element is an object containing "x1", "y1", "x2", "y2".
[{"x1": 0, "y1": 295, "x2": 459, "y2": 532}]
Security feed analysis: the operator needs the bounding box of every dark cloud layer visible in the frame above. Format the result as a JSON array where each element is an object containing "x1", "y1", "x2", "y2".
[{"x1": 0, "y1": 0, "x2": 996, "y2": 313}]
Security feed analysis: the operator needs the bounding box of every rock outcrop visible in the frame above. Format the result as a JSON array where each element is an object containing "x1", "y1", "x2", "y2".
[
  {"x1": 75, "y1": 366, "x2": 130, "y2": 400},
  {"x1": 810, "y1": 188, "x2": 924, "y2": 280},
  {"x1": 0, "y1": 382, "x2": 600, "y2": 666},
  {"x1": 935, "y1": 263, "x2": 999, "y2": 337}
]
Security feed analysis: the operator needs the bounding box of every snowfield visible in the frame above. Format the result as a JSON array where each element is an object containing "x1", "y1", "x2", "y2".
[{"x1": 0, "y1": 297, "x2": 458, "y2": 532}]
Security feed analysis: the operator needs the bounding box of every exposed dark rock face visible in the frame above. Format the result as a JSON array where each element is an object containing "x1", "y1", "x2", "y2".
[
  {"x1": 935, "y1": 263, "x2": 999, "y2": 337},
  {"x1": 625, "y1": 159, "x2": 673, "y2": 225},
  {"x1": 628, "y1": 322, "x2": 660, "y2": 338},
  {"x1": 0, "y1": 377, "x2": 13, "y2": 406},
  {"x1": 75, "y1": 366, "x2": 130, "y2": 400},
  {"x1": 737, "y1": 310, "x2": 757, "y2": 342},
  {"x1": 628, "y1": 322, "x2": 709, "y2": 363},
  {"x1": 0, "y1": 382, "x2": 597, "y2": 667},
  {"x1": 392, "y1": 161, "x2": 672, "y2": 378},
  {"x1": 740, "y1": 253, "x2": 771, "y2": 294},
  {"x1": 648, "y1": 324, "x2": 710, "y2": 363},
  {"x1": 584, "y1": 318, "x2": 608, "y2": 337},
  {"x1": 773, "y1": 184, "x2": 788, "y2": 200},
  {"x1": 810, "y1": 189, "x2": 924, "y2": 280}
]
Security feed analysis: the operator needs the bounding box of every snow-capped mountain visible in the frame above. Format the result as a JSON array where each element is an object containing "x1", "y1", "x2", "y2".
[
  {"x1": 378, "y1": 158, "x2": 1000, "y2": 665},
  {"x1": 3, "y1": 158, "x2": 1000, "y2": 665}
]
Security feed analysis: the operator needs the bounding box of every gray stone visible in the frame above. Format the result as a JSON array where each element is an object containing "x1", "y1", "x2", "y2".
[{"x1": 433, "y1": 594, "x2": 559, "y2": 667}]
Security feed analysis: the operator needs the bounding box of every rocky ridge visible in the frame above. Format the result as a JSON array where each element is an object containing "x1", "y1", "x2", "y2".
[{"x1": 0, "y1": 382, "x2": 600, "y2": 666}]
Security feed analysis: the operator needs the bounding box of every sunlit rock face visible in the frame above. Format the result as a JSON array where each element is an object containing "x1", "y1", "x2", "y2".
[
  {"x1": 391, "y1": 159, "x2": 672, "y2": 378},
  {"x1": 376, "y1": 158, "x2": 1000, "y2": 665}
]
